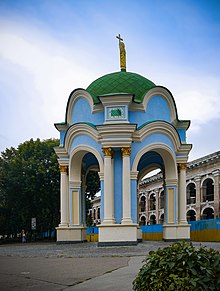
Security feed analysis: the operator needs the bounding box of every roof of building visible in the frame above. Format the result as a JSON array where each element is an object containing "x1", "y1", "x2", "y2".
[{"x1": 86, "y1": 70, "x2": 156, "y2": 104}]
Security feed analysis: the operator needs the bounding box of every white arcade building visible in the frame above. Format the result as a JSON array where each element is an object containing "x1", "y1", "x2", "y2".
[{"x1": 54, "y1": 36, "x2": 192, "y2": 245}]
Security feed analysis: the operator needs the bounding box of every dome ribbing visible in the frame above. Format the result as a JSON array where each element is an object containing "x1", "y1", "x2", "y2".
[{"x1": 86, "y1": 71, "x2": 155, "y2": 104}]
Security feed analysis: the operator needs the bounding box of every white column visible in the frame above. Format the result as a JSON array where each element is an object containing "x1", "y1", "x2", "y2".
[
  {"x1": 178, "y1": 163, "x2": 187, "y2": 224},
  {"x1": 121, "y1": 147, "x2": 132, "y2": 224},
  {"x1": 102, "y1": 147, "x2": 115, "y2": 224},
  {"x1": 59, "y1": 165, "x2": 69, "y2": 226}
]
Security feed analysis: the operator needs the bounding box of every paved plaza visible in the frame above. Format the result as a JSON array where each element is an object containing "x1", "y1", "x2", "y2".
[{"x1": 0, "y1": 241, "x2": 220, "y2": 290}]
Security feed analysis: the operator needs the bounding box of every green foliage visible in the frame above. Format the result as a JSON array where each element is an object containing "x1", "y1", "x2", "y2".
[
  {"x1": 133, "y1": 241, "x2": 220, "y2": 291},
  {"x1": 0, "y1": 138, "x2": 60, "y2": 237},
  {"x1": 85, "y1": 171, "x2": 100, "y2": 225},
  {"x1": 86, "y1": 171, "x2": 100, "y2": 200}
]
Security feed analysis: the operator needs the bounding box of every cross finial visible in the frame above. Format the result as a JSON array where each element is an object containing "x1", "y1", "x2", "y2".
[
  {"x1": 116, "y1": 34, "x2": 126, "y2": 71},
  {"x1": 116, "y1": 33, "x2": 123, "y2": 43}
]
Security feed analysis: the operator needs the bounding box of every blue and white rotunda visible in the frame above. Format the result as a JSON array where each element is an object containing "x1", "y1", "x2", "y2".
[{"x1": 54, "y1": 36, "x2": 192, "y2": 245}]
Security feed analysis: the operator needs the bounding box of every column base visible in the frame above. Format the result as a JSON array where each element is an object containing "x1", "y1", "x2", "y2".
[
  {"x1": 101, "y1": 218, "x2": 116, "y2": 225},
  {"x1": 163, "y1": 223, "x2": 191, "y2": 241},
  {"x1": 98, "y1": 224, "x2": 138, "y2": 246},
  {"x1": 56, "y1": 226, "x2": 87, "y2": 243},
  {"x1": 121, "y1": 218, "x2": 133, "y2": 225}
]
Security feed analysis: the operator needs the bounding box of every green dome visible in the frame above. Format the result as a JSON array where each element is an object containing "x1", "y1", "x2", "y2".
[{"x1": 86, "y1": 71, "x2": 156, "y2": 104}]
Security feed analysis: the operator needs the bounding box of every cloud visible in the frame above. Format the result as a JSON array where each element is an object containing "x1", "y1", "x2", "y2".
[
  {"x1": 0, "y1": 21, "x2": 101, "y2": 151},
  {"x1": 174, "y1": 76, "x2": 220, "y2": 132}
]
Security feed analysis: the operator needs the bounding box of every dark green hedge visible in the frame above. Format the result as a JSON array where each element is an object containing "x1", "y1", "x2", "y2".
[{"x1": 133, "y1": 241, "x2": 220, "y2": 291}]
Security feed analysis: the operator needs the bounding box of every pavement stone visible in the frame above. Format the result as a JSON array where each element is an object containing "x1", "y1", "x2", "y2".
[{"x1": 0, "y1": 241, "x2": 220, "y2": 290}]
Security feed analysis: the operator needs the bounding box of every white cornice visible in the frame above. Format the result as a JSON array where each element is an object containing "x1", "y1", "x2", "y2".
[
  {"x1": 99, "y1": 94, "x2": 133, "y2": 106},
  {"x1": 97, "y1": 124, "x2": 136, "y2": 147}
]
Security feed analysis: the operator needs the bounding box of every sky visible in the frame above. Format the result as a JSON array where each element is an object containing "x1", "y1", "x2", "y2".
[{"x1": 0, "y1": 0, "x2": 220, "y2": 161}]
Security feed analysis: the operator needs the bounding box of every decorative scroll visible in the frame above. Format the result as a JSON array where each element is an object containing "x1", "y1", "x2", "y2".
[
  {"x1": 102, "y1": 147, "x2": 114, "y2": 158},
  {"x1": 59, "y1": 165, "x2": 68, "y2": 173},
  {"x1": 178, "y1": 163, "x2": 187, "y2": 171},
  {"x1": 121, "y1": 147, "x2": 131, "y2": 156}
]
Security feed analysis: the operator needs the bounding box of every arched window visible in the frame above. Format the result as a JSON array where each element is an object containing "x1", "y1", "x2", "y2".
[
  {"x1": 159, "y1": 191, "x2": 164, "y2": 209},
  {"x1": 149, "y1": 214, "x2": 156, "y2": 225},
  {"x1": 202, "y1": 207, "x2": 214, "y2": 220},
  {"x1": 93, "y1": 209, "x2": 96, "y2": 221},
  {"x1": 149, "y1": 193, "x2": 156, "y2": 211},
  {"x1": 202, "y1": 178, "x2": 214, "y2": 202},
  {"x1": 140, "y1": 216, "x2": 146, "y2": 226},
  {"x1": 186, "y1": 183, "x2": 196, "y2": 205},
  {"x1": 159, "y1": 213, "x2": 164, "y2": 224},
  {"x1": 140, "y1": 196, "x2": 146, "y2": 212},
  {"x1": 97, "y1": 208, "x2": 100, "y2": 220},
  {"x1": 187, "y1": 209, "x2": 196, "y2": 221}
]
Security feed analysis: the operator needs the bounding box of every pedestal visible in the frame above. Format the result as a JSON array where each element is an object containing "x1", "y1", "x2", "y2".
[
  {"x1": 56, "y1": 226, "x2": 87, "y2": 243},
  {"x1": 98, "y1": 224, "x2": 138, "y2": 246},
  {"x1": 163, "y1": 224, "x2": 190, "y2": 241}
]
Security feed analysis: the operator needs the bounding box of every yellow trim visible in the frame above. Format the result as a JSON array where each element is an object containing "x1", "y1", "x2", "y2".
[
  {"x1": 168, "y1": 188, "x2": 174, "y2": 223},
  {"x1": 86, "y1": 234, "x2": 99, "y2": 242},
  {"x1": 191, "y1": 230, "x2": 220, "y2": 242},
  {"x1": 142, "y1": 232, "x2": 163, "y2": 241},
  {"x1": 72, "y1": 190, "x2": 79, "y2": 225}
]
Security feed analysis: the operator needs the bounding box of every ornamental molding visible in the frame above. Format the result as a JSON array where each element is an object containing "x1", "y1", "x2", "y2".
[
  {"x1": 130, "y1": 171, "x2": 139, "y2": 179},
  {"x1": 98, "y1": 172, "x2": 104, "y2": 180},
  {"x1": 102, "y1": 147, "x2": 114, "y2": 158},
  {"x1": 121, "y1": 147, "x2": 131, "y2": 156},
  {"x1": 66, "y1": 89, "x2": 94, "y2": 125},
  {"x1": 59, "y1": 165, "x2": 68, "y2": 173},
  {"x1": 64, "y1": 123, "x2": 100, "y2": 153},
  {"x1": 99, "y1": 94, "x2": 133, "y2": 106},
  {"x1": 97, "y1": 124, "x2": 136, "y2": 147},
  {"x1": 142, "y1": 87, "x2": 177, "y2": 122},
  {"x1": 69, "y1": 180, "x2": 81, "y2": 188},
  {"x1": 133, "y1": 120, "x2": 192, "y2": 156},
  {"x1": 178, "y1": 163, "x2": 187, "y2": 171},
  {"x1": 165, "y1": 178, "x2": 178, "y2": 186}
]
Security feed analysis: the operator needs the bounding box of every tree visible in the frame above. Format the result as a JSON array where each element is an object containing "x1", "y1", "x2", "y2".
[
  {"x1": 85, "y1": 171, "x2": 100, "y2": 225},
  {"x1": 0, "y1": 138, "x2": 60, "y2": 237}
]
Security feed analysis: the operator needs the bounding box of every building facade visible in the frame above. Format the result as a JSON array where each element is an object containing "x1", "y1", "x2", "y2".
[{"x1": 138, "y1": 151, "x2": 220, "y2": 225}]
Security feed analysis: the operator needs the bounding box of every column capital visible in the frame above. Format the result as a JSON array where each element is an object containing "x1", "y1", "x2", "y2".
[
  {"x1": 59, "y1": 165, "x2": 68, "y2": 173},
  {"x1": 178, "y1": 163, "x2": 187, "y2": 171},
  {"x1": 121, "y1": 147, "x2": 131, "y2": 156},
  {"x1": 102, "y1": 147, "x2": 114, "y2": 158}
]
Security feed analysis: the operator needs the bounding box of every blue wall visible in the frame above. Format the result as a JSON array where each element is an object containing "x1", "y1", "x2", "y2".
[
  {"x1": 114, "y1": 149, "x2": 122, "y2": 223},
  {"x1": 71, "y1": 97, "x2": 103, "y2": 125},
  {"x1": 129, "y1": 95, "x2": 171, "y2": 126}
]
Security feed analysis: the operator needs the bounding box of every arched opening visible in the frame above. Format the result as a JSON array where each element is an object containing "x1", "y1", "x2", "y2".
[
  {"x1": 133, "y1": 144, "x2": 183, "y2": 240},
  {"x1": 202, "y1": 178, "x2": 214, "y2": 202},
  {"x1": 201, "y1": 207, "x2": 214, "y2": 220},
  {"x1": 149, "y1": 193, "x2": 156, "y2": 211},
  {"x1": 69, "y1": 149, "x2": 102, "y2": 228},
  {"x1": 140, "y1": 215, "x2": 146, "y2": 226},
  {"x1": 140, "y1": 196, "x2": 146, "y2": 212},
  {"x1": 136, "y1": 151, "x2": 165, "y2": 225},
  {"x1": 186, "y1": 183, "x2": 196, "y2": 205},
  {"x1": 187, "y1": 209, "x2": 196, "y2": 221},
  {"x1": 159, "y1": 213, "x2": 164, "y2": 224},
  {"x1": 149, "y1": 214, "x2": 156, "y2": 225},
  {"x1": 159, "y1": 190, "x2": 164, "y2": 209}
]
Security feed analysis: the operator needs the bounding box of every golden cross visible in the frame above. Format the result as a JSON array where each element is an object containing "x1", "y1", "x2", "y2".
[{"x1": 116, "y1": 34, "x2": 126, "y2": 71}]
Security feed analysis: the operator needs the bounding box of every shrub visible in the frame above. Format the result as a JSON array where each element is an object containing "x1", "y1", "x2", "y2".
[{"x1": 133, "y1": 241, "x2": 220, "y2": 291}]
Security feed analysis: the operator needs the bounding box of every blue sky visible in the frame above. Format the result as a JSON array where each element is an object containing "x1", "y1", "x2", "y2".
[{"x1": 0, "y1": 0, "x2": 220, "y2": 160}]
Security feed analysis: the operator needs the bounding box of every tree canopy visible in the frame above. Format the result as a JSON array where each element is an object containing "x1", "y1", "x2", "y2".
[{"x1": 0, "y1": 138, "x2": 60, "y2": 237}]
